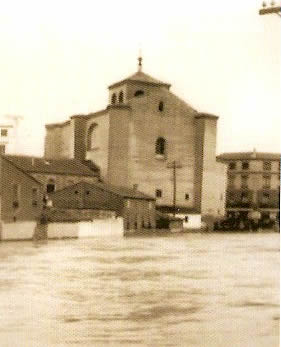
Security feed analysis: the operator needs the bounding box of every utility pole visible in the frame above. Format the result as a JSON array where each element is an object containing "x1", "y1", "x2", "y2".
[
  {"x1": 259, "y1": 1, "x2": 281, "y2": 16},
  {"x1": 167, "y1": 160, "x2": 182, "y2": 217}
]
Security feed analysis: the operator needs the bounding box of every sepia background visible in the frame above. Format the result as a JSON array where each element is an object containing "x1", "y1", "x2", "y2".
[{"x1": 0, "y1": 0, "x2": 280, "y2": 156}]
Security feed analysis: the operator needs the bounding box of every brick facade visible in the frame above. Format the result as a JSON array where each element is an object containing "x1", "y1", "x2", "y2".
[{"x1": 44, "y1": 68, "x2": 227, "y2": 217}]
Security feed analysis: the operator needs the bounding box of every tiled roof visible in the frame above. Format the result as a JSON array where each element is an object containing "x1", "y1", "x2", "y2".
[
  {"x1": 3, "y1": 155, "x2": 99, "y2": 177},
  {"x1": 53, "y1": 181, "x2": 155, "y2": 201},
  {"x1": 217, "y1": 152, "x2": 280, "y2": 161},
  {"x1": 109, "y1": 71, "x2": 171, "y2": 88}
]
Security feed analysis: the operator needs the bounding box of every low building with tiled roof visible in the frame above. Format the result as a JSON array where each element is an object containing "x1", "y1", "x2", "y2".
[
  {"x1": 217, "y1": 150, "x2": 280, "y2": 227},
  {"x1": 48, "y1": 181, "x2": 156, "y2": 230},
  {"x1": 0, "y1": 155, "x2": 44, "y2": 238},
  {"x1": 2, "y1": 154, "x2": 99, "y2": 194}
]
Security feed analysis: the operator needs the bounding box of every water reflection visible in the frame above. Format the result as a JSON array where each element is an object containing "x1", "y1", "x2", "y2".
[{"x1": 0, "y1": 233, "x2": 279, "y2": 347}]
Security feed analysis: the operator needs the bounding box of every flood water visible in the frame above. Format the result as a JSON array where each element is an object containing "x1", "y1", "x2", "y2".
[{"x1": 0, "y1": 232, "x2": 279, "y2": 347}]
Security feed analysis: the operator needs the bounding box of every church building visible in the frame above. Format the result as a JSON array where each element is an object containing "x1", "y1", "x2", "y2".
[{"x1": 44, "y1": 58, "x2": 226, "y2": 219}]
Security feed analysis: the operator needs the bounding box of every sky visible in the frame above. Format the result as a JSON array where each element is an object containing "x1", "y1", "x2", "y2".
[{"x1": 0, "y1": 0, "x2": 280, "y2": 156}]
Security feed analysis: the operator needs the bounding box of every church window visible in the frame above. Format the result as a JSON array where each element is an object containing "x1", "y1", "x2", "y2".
[
  {"x1": 111, "y1": 93, "x2": 116, "y2": 104},
  {"x1": 87, "y1": 123, "x2": 98, "y2": 150},
  {"x1": 46, "y1": 179, "x2": 55, "y2": 193},
  {"x1": 134, "y1": 90, "x2": 144, "y2": 97},
  {"x1": 155, "y1": 189, "x2": 162, "y2": 198},
  {"x1": 155, "y1": 137, "x2": 166, "y2": 155},
  {"x1": 118, "y1": 91, "x2": 124, "y2": 103},
  {"x1": 158, "y1": 101, "x2": 164, "y2": 112}
]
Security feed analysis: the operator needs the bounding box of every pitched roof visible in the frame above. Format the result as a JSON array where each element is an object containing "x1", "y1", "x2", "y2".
[
  {"x1": 2, "y1": 155, "x2": 99, "y2": 177},
  {"x1": 109, "y1": 71, "x2": 171, "y2": 89},
  {"x1": 53, "y1": 181, "x2": 155, "y2": 201},
  {"x1": 217, "y1": 152, "x2": 280, "y2": 161}
]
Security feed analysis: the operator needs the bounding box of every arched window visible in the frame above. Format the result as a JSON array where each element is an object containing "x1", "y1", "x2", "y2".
[
  {"x1": 87, "y1": 123, "x2": 98, "y2": 150},
  {"x1": 159, "y1": 101, "x2": 164, "y2": 112},
  {"x1": 111, "y1": 93, "x2": 116, "y2": 104},
  {"x1": 118, "y1": 91, "x2": 124, "y2": 103},
  {"x1": 134, "y1": 90, "x2": 144, "y2": 97},
  {"x1": 155, "y1": 137, "x2": 166, "y2": 155},
  {"x1": 46, "y1": 178, "x2": 55, "y2": 193}
]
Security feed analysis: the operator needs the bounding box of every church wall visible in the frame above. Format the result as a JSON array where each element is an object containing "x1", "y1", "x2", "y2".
[
  {"x1": 126, "y1": 89, "x2": 197, "y2": 209},
  {"x1": 44, "y1": 122, "x2": 74, "y2": 159},
  {"x1": 199, "y1": 117, "x2": 227, "y2": 217},
  {"x1": 85, "y1": 113, "x2": 110, "y2": 179},
  {"x1": 72, "y1": 117, "x2": 87, "y2": 161},
  {"x1": 107, "y1": 106, "x2": 131, "y2": 186}
]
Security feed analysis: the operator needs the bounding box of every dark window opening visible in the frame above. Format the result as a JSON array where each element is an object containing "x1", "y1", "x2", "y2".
[
  {"x1": 111, "y1": 93, "x2": 116, "y2": 104},
  {"x1": 12, "y1": 183, "x2": 20, "y2": 208},
  {"x1": 155, "y1": 137, "x2": 166, "y2": 155},
  {"x1": 134, "y1": 90, "x2": 144, "y2": 97},
  {"x1": 46, "y1": 184, "x2": 55, "y2": 193},
  {"x1": 184, "y1": 216, "x2": 189, "y2": 223},
  {"x1": 185, "y1": 193, "x2": 189, "y2": 200},
  {"x1": 32, "y1": 188, "x2": 38, "y2": 207},
  {"x1": 263, "y1": 161, "x2": 271, "y2": 171},
  {"x1": 0, "y1": 145, "x2": 5, "y2": 154},
  {"x1": 46, "y1": 179, "x2": 55, "y2": 193},
  {"x1": 118, "y1": 91, "x2": 124, "y2": 103},
  {"x1": 75, "y1": 190, "x2": 79, "y2": 194},
  {"x1": 242, "y1": 161, "x2": 249, "y2": 170},
  {"x1": 1, "y1": 129, "x2": 8, "y2": 137},
  {"x1": 158, "y1": 101, "x2": 164, "y2": 112},
  {"x1": 229, "y1": 162, "x2": 236, "y2": 170},
  {"x1": 86, "y1": 190, "x2": 90, "y2": 195},
  {"x1": 156, "y1": 189, "x2": 162, "y2": 198}
]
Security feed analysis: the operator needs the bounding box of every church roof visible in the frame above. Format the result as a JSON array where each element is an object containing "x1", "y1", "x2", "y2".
[
  {"x1": 217, "y1": 152, "x2": 280, "y2": 161},
  {"x1": 2, "y1": 155, "x2": 99, "y2": 177},
  {"x1": 109, "y1": 71, "x2": 171, "y2": 89}
]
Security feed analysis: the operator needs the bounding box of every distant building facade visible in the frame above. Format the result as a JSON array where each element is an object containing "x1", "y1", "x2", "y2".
[
  {"x1": 217, "y1": 151, "x2": 280, "y2": 220},
  {"x1": 44, "y1": 61, "x2": 226, "y2": 218}
]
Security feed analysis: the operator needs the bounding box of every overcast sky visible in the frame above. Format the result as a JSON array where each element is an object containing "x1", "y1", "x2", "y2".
[{"x1": 0, "y1": 0, "x2": 280, "y2": 156}]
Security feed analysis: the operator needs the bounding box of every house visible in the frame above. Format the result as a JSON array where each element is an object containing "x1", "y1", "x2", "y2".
[
  {"x1": 48, "y1": 181, "x2": 156, "y2": 230},
  {"x1": 0, "y1": 155, "x2": 43, "y2": 240},
  {"x1": 2, "y1": 154, "x2": 99, "y2": 194}
]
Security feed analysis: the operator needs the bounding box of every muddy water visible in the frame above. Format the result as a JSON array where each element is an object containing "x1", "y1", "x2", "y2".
[{"x1": 0, "y1": 233, "x2": 279, "y2": 347}]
